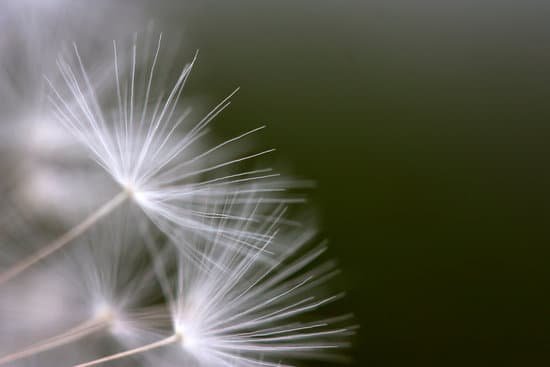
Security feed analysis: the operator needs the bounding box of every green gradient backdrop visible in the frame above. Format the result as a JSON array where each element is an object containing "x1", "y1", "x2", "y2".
[{"x1": 149, "y1": 1, "x2": 550, "y2": 365}]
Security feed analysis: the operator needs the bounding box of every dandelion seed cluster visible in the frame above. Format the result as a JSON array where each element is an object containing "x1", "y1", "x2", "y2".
[{"x1": 0, "y1": 1, "x2": 355, "y2": 366}]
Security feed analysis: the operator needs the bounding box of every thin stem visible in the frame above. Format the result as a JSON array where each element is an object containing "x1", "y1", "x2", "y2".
[
  {"x1": 0, "y1": 190, "x2": 129, "y2": 285},
  {"x1": 74, "y1": 334, "x2": 181, "y2": 367},
  {"x1": 0, "y1": 316, "x2": 111, "y2": 365}
]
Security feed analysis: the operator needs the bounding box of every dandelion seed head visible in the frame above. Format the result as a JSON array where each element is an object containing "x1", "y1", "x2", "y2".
[
  {"x1": 0, "y1": 7, "x2": 353, "y2": 362},
  {"x1": 149, "y1": 205, "x2": 354, "y2": 367},
  {"x1": 48, "y1": 34, "x2": 303, "y2": 258}
]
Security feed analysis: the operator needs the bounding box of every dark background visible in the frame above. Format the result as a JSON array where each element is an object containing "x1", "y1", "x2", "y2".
[{"x1": 148, "y1": 1, "x2": 550, "y2": 365}]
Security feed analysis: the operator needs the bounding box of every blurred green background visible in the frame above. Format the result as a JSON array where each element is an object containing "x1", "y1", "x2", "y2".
[
  {"x1": 154, "y1": 0, "x2": 549, "y2": 365},
  {"x1": 145, "y1": 1, "x2": 550, "y2": 365}
]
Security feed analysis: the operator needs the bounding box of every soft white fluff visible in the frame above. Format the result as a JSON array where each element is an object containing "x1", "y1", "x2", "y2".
[{"x1": 47, "y1": 35, "x2": 301, "y2": 257}]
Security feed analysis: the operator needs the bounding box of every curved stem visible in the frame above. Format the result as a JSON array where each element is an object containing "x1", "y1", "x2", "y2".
[
  {"x1": 0, "y1": 316, "x2": 111, "y2": 365},
  {"x1": 0, "y1": 190, "x2": 129, "y2": 285},
  {"x1": 74, "y1": 334, "x2": 181, "y2": 367}
]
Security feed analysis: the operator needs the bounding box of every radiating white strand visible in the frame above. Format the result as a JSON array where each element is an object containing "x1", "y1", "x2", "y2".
[
  {"x1": 70, "y1": 201, "x2": 351, "y2": 367},
  {"x1": 48, "y1": 35, "x2": 301, "y2": 262},
  {"x1": 163, "y1": 206, "x2": 353, "y2": 366}
]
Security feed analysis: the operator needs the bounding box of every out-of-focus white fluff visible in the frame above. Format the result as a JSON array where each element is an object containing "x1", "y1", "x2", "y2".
[
  {"x1": 0, "y1": 0, "x2": 148, "y2": 223},
  {"x1": 0, "y1": 209, "x2": 169, "y2": 366}
]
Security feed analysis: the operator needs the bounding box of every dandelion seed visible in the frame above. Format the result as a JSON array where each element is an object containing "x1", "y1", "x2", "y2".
[
  {"x1": 75, "y1": 206, "x2": 354, "y2": 367},
  {"x1": 0, "y1": 32, "x2": 299, "y2": 283},
  {"x1": 0, "y1": 212, "x2": 169, "y2": 365},
  {"x1": 46, "y1": 34, "x2": 300, "y2": 258}
]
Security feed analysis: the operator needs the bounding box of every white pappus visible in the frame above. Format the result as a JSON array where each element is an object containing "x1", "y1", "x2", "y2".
[
  {"x1": 0, "y1": 209, "x2": 170, "y2": 367},
  {"x1": 74, "y1": 203, "x2": 355, "y2": 367},
  {"x1": 47, "y1": 33, "x2": 301, "y2": 259}
]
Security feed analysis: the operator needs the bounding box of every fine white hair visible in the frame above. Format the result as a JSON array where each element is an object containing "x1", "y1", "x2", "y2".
[{"x1": 47, "y1": 34, "x2": 302, "y2": 258}]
